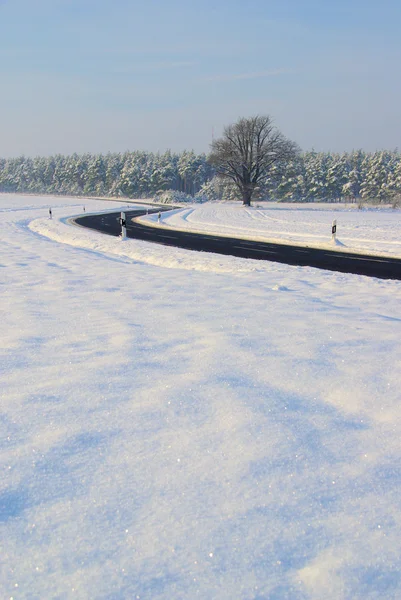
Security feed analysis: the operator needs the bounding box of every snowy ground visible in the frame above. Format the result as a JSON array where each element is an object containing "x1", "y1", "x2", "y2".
[{"x1": 1, "y1": 194, "x2": 401, "y2": 600}]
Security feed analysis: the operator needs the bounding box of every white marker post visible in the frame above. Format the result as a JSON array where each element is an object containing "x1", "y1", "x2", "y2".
[
  {"x1": 119, "y1": 212, "x2": 127, "y2": 240},
  {"x1": 158, "y1": 211, "x2": 161, "y2": 223},
  {"x1": 49, "y1": 208, "x2": 52, "y2": 219},
  {"x1": 332, "y1": 219, "x2": 337, "y2": 241}
]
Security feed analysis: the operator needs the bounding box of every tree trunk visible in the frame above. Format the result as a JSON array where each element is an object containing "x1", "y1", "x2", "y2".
[{"x1": 242, "y1": 188, "x2": 252, "y2": 206}]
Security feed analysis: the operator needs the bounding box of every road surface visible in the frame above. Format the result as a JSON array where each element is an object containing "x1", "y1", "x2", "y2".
[{"x1": 73, "y1": 208, "x2": 401, "y2": 280}]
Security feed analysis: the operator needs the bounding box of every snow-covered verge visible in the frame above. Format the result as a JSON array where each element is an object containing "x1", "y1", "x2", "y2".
[
  {"x1": 140, "y1": 202, "x2": 401, "y2": 258},
  {"x1": 30, "y1": 211, "x2": 276, "y2": 275},
  {"x1": 1, "y1": 193, "x2": 401, "y2": 600}
]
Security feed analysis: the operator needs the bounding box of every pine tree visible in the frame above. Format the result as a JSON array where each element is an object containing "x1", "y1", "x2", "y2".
[
  {"x1": 276, "y1": 157, "x2": 306, "y2": 201},
  {"x1": 385, "y1": 152, "x2": 401, "y2": 200},
  {"x1": 342, "y1": 150, "x2": 364, "y2": 202},
  {"x1": 105, "y1": 153, "x2": 124, "y2": 196},
  {"x1": 83, "y1": 155, "x2": 106, "y2": 196},
  {"x1": 303, "y1": 152, "x2": 330, "y2": 201},
  {"x1": 360, "y1": 152, "x2": 391, "y2": 202},
  {"x1": 326, "y1": 153, "x2": 349, "y2": 201}
]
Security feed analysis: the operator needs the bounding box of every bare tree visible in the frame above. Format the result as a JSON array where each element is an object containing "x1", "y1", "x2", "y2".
[{"x1": 208, "y1": 115, "x2": 299, "y2": 206}]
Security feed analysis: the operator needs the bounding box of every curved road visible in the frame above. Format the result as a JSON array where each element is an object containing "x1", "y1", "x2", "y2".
[{"x1": 73, "y1": 208, "x2": 401, "y2": 280}]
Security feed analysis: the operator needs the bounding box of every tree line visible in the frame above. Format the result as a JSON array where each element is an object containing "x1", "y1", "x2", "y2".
[
  {"x1": 1, "y1": 147, "x2": 400, "y2": 203},
  {"x1": 0, "y1": 150, "x2": 213, "y2": 199},
  {"x1": 208, "y1": 148, "x2": 401, "y2": 204}
]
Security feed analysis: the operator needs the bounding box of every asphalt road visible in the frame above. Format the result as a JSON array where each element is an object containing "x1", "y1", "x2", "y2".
[{"x1": 73, "y1": 208, "x2": 401, "y2": 280}]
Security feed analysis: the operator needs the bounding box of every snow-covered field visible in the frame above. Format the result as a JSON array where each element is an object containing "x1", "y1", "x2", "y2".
[{"x1": 1, "y1": 194, "x2": 401, "y2": 600}]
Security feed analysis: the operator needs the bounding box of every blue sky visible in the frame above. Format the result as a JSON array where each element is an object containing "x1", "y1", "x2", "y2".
[{"x1": 0, "y1": 0, "x2": 400, "y2": 156}]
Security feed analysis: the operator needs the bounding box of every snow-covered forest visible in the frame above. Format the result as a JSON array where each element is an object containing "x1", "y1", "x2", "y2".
[{"x1": 1, "y1": 149, "x2": 401, "y2": 203}]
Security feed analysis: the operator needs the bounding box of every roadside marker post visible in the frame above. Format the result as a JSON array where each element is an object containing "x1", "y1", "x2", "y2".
[
  {"x1": 49, "y1": 208, "x2": 52, "y2": 219},
  {"x1": 332, "y1": 219, "x2": 337, "y2": 241},
  {"x1": 119, "y1": 212, "x2": 127, "y2": 240},
  {"x1": 158, "y1": 212, "x2": 161, "y2": 223}
]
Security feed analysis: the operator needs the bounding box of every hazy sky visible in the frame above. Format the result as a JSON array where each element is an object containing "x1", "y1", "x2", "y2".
[{"x1": 0, "y1": 0, "x2": 400, "y2": 156}]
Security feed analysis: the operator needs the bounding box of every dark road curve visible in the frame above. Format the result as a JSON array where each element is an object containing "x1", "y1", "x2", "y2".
[{"x1": 73, "y1": 208, "x2": 401, "y2": 280}]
